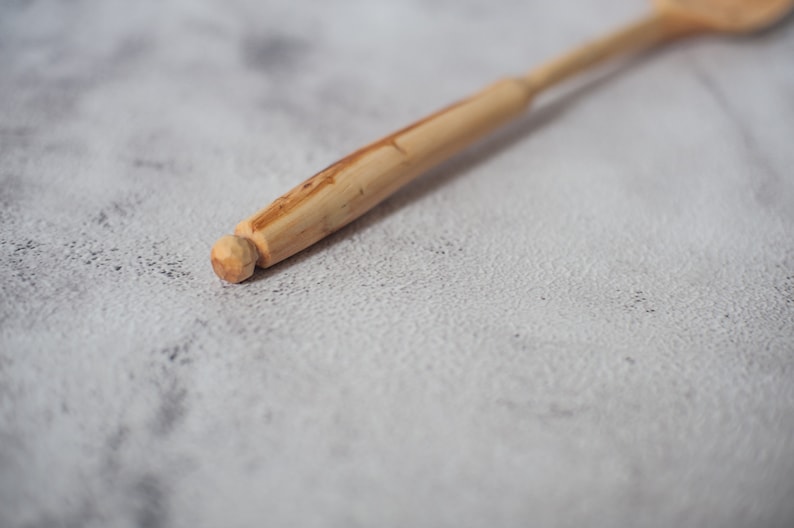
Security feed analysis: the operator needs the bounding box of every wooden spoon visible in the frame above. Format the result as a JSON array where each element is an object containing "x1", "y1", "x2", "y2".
[{"x1": 212, "y1": 0, "x2": 793, "y2": 283}]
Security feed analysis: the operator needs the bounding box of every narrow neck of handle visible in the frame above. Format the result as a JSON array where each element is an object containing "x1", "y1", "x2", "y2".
[{"x1": 524, "y1": 13, "x2": 675, "y2": 94}]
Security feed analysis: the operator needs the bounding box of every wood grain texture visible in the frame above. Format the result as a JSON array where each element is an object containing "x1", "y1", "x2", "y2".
[
  {"x1": 236, "y1": 78, "x2": 532, "y2": 268},
  {"x1": 214, "y1": 0, "x2": 794, "y2": 280}
]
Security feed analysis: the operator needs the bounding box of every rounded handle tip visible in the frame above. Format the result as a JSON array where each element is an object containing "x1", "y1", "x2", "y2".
[{"x1": 211, "y1": 235, "x2": 259, "y2": 283}]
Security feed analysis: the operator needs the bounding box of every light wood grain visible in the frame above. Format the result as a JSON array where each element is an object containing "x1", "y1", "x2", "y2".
[
  {"x1": 211, "y1": 0, "x2": 793, "y2": 283},
  {"x1": 235, "y1": 78, "x2": 532, "y2": 269}
]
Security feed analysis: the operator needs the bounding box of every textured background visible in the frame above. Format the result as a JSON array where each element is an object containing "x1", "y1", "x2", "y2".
[{"x1": 1, "y1": 0, "x2": 793, "y2": 527}]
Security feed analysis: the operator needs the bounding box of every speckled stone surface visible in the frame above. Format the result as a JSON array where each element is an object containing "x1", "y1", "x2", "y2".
[{"x1": 1, "y1": 1, "x2": 793, "y2": 527}]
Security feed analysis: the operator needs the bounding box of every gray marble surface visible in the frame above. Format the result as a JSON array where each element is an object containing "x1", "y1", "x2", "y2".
[{"x1": 2, "y1": 1, "x2": 793, "y2": 527}]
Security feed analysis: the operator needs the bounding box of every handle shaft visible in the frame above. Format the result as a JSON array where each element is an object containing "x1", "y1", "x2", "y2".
[
  {"x1": 236, "y1": 78, "x2": 532, "y2": 267},
  {"x1": 214, "y1": 10, "x2": 692, "y2": 281},
  {"x1": 525, "y1": 13, "x2": 673, "y2": 92}
]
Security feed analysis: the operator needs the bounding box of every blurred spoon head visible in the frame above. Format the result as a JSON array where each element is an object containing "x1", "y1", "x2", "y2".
[{"x1": 656, "y1": 0, "x2": 794, "y2": 33}]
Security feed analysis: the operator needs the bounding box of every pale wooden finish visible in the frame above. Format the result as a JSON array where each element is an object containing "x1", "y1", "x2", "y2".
[
  {"x1": 211, "y1": 0, "x2": 793, "y2": 283},
  {"x1": 656, "y1": 0, "x2": 793, "y2": 33},
  {"x1": 525, "y1": 15, "x2": 676, "y2": 93},
  {"x1": 235, "y1": 78, "x2": 532, "y2": 271},
  {"x1": 211, "y1": 235, "x2": 258, "y2": 284}
]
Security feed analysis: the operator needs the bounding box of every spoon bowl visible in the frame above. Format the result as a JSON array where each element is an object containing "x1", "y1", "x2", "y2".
[{"x1": 656, "y1": 0, "x2": 794, "y2": 33}]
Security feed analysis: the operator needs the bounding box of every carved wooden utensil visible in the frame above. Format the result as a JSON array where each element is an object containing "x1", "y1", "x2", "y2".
[{"x1": 212, "y1": 0, "x2": 793, "y2": 283}]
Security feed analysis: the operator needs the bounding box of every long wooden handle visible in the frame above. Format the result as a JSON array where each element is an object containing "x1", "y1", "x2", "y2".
[
  {"x1": 238, "y1": 78, "x2": 531, "y2": 267},
  {"x1": 211, "y1": 11, "x2": 687, "y2": 283}
]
